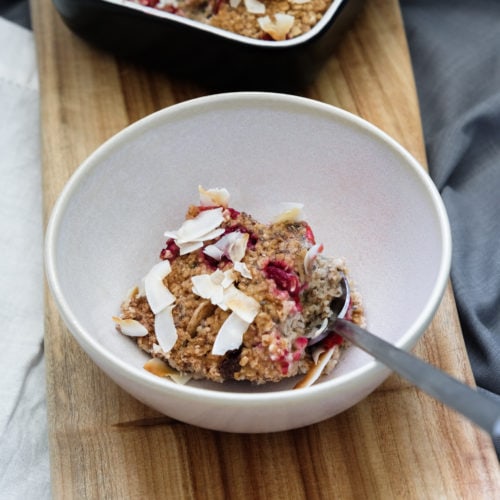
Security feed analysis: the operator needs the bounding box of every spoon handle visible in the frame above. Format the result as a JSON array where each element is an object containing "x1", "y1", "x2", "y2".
[{"x1": 333, "y1": 319, "x2": 500, "y2": 439}]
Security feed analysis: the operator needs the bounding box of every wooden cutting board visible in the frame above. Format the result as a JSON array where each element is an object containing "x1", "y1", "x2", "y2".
[{"x1": 32, "y1": 0, "x2": 500, "y2": 497}]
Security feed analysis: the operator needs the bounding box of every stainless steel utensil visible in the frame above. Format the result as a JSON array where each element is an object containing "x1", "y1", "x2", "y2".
[{"x1": 331, "y1": 277, "x2": 500, "y2": 439}]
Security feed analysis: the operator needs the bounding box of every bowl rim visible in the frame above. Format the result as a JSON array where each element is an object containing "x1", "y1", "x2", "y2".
[
  {"x1": 44, "y1": 91, "x2": 452, "y2": 405},
  {"x1": 100, "y1": 0, "x2": 350, "y2": 47}
]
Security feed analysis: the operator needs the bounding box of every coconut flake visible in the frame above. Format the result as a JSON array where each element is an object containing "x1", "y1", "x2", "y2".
[
  {"x1": 244, "y1": 0, "x2": 265, "y2": 14},
  {"x1": 198, "y1": 186, "x2": 230, "y2": 208},
  {"x1": 163, "y1": 230, "x2": 178, "y2": 239},
  {"x1": 144, "y1": 357, "x2": 176, "y2": 376},
  {"x1": 186, "y1": 227, "x2": 226, "y2": 243},
  {"x1": 227, "y1": 232, "x2": 249, "y2": 262},
  {"x1": 192, "y1": 271, "x2": 259, "y2": 323},
  {"x1": 294, "y1": 347, "x2": 336, "y2": 389},
  {"x1": 145, "y1": 260, "x2": 175, "y2": 314},
  {"x1": 258, "y1": 13, "x2": 294, "y2": 41},
  {"x1": 112, "y1": 317, "x2": 148, "y2": 337},
  {"x1": 220, "y1": 269, "x2": 237, "y2": 287},
  {"x1": 192, "y1": 272, "x2": 226, "y2": 308},
  {"x1": 154, "y1": 305, "x2": 178, "y2": 353},
  {"x1": 125, "y1": 285, "x2": 141, "y2": 301},
  {"x1": 212, "y1": 312, "x2": 250, "y2": 355},
  {"x1": 163, "y1": 207, "x2": 225, "y2": 256},
  {"x1": 304, "y1": 242, "x2": 324, "y2": 274},
  {"x1": 166, "y1": 207, "x2": 224, "y2": 244},
  {"x1": 157, "y1": 0, "x2": 178, "y2": 7},
  {"x1": 176, "y1": 207, "x2": 224, "y2": 243},
  {"x1": 234, "y1": 261, "x2": 252, "y2": 279},
  {"x1": 203, "y1": 231, "x2": 249, "y2": 263},
  {"x1": 203, "y1": 245, "x2": 224, "y2": 261},
  {"x1": 229, "y1": 0, "x2": 241, "y2": 6},
  {"x1": 177, "y1": 240, "x2": 204, "y2": 256},
  {"x1": 169, "y1": 372, "x2": 192, "y2": 384},
  {"x1": 143, "y1": 358, "x2": 191, "y2": 384},
  {"x1": 273, "y1": 202, "x2": 305, "y2": 223},
  {"x1": 289, "y1": 0, "x2": 310, "y2": 3},
  {"x1": 191, "y1": 270, "x2": 238, "y2": 308},
  {"x1": 223, "y1": 285, "x2": 260, "y2": 323}
]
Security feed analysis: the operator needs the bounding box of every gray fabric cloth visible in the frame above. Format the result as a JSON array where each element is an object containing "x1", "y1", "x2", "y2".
[
  {"x1": 401, "y1": 0, "x2": 500, "y2": 418},
  {"x1": 401, "y1": 0, "x2": 500, "y2": 455},
  {"x1": 0, "y1": 0, "x2": 30, "y2": 28},
  {"x1": 1, "y1": 2, "x2": 498, "y2": 498}
]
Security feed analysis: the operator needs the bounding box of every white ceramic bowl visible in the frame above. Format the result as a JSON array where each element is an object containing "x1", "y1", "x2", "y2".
[{"x1": 45, "y1": 92, "x2": 451, "y2": 433}]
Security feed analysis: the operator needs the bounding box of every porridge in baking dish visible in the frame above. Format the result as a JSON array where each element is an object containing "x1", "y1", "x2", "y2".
[
  {"x1": 113, "y1": 187, "x2": 364, "y2": 386},
  {"x1": 130, "y1": 0, "x2": 332, "y2": 40}
]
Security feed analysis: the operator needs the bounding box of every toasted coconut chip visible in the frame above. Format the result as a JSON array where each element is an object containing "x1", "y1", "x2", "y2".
[
  {"x1": 220, "y1": 269, "x2": 237, "y2": 287},
  {"x1": 198, "y1": 186, "x2": 230, "y2": 208},
  {"x1": 191, "y1": 269, "x2": 237, "y2": 308},
  {"x1": 192, "y1": 272, "x2": 225, "y2": 308},
  {"x1": 169, "y1": 372, "x2": 192, "y2": 385},
  {"x1": 177, "y1": 240, "x2": 204, "y2": 256},
  {"x1": 258, "y1": 14, "x2": 294, "y2": 41},
  {"x1": 203, "y1": 231, "x2": 249, "y2": 263},
  {"x1": 203, "y1": 244, "x2": 224, "y2": 261},
  {"x1": 144, "y1": 357, "x2": 177, "y2": 376},
  {"x1": 191, "y1": 271, "x2": 259, "y2": 350},
  {"x1": 186, "y1": 300, "x2": 215, "y2": 335},
  {"x1": 145, "y1": 259, "x2": 172, "y2": 281},
  {"x1": 289, "y1": 0, "x2": 310, "y2": 3},
  {"x1": 234, "y1": 261, "x2": 252, "y2": 279},
  {"x1": 125, "y1": 285, "x2": 141, "y2": 301},
  {"x1": 212, "y1": 312, "x2": 250, "y2": 355},
  {"x1": 223, "y1": 285, "x2": 260, "y2": 323},
  {"x1": 187, "y1": 227, "x2": 226, "y2": 243},
  {"x1": 227, "y1": 232, "x2": 249, "y2": 261},
  {"x1": 293, "y1": 347, "x2": 336, "y2": 389},
  {"x1": 176, "y1": 228, "x2": 226, "y2": 255},
  {"x1": 143, "y1": 358, "x2": 191, "y2": 385},
  {"x1": 312, "y1": 344, "x2": 326, "y2": 364},
  {"x1": 244, "y1": 0, "x2": 265, "y2": 14},
  {"x1": 112, "y1": 317, "x2": 148, "y2": 337},
  {"x1": 157, "y1": 0, "x2": 178, "y2": 7},
  {"x1": 229, "y1": 0, "x2": 241, "y2": 6},
  {"x1": 145, "y1": 260, "x2": 175, "y2": 314},
  {"x1": 273, "y1": 202, "x2": 305, "y2": 223},
  {"x1": 175, "y1": 207, "x2": 224, "y2": 244},
  {"x1": 154, "y1": 305, "x2": 177, "y2": 353},
  {"x1": 304, "y1": 242, "x2": 324, "y2": 274},
  {"x1": 163, "y1": 230, "x2": 178, "y2": 239}
]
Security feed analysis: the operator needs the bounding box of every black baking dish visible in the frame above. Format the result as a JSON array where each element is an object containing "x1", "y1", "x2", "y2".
[{"x1": 52, "y1": 0, "x2": 364, "y2": 91}]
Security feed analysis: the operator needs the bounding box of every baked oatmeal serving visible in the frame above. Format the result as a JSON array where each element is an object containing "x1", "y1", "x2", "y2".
[
  {"x1": 113, "y1": 186, "x2": 364, "y2": 387},
  {"x1": 130, "y1": 0, "x2": 331, "y2": 41}
]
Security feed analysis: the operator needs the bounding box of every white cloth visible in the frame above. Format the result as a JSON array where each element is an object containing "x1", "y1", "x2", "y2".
[{"x1": 0, "y1": 17, "x2": 50, "y2": 498}]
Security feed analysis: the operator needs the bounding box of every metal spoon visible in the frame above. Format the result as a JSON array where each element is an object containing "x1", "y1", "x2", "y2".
[{"x1": 329, "y1": 277, "x2": 500, "y2": 439}]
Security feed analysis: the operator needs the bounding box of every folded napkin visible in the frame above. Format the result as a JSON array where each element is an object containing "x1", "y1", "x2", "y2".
[
  {"x1": 402, "y1": 0, "x2": 500, "y2": 456},
  {"x1": 0, "y1": 17, "x2": 50, "y2": 499}
]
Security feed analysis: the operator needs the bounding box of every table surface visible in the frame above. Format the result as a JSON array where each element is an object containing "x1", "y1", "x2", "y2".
[{"x1": 32, "y1": 0, "x2": 500, "y2": 497}]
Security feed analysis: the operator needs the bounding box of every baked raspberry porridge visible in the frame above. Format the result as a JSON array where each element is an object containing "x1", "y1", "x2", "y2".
[
  {"x1": 113, "y1": 186, "x2": 364, "y2": 387},
  {"x1": 130, "y1": 0, "x2": 331, "y2": 41}
]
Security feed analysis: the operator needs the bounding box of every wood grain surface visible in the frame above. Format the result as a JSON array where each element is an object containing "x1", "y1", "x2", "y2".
[{"x1": 32, "y1": 0, "x2": 500, "y2": 498}]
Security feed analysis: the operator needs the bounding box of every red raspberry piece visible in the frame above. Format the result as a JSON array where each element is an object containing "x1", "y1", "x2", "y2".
[
  {"x1": 264, "y1": 261, "x2": 301, "y2": 303},
  {"x1": 159, "y1": 238, "x2": 180, "y2": 261}
]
